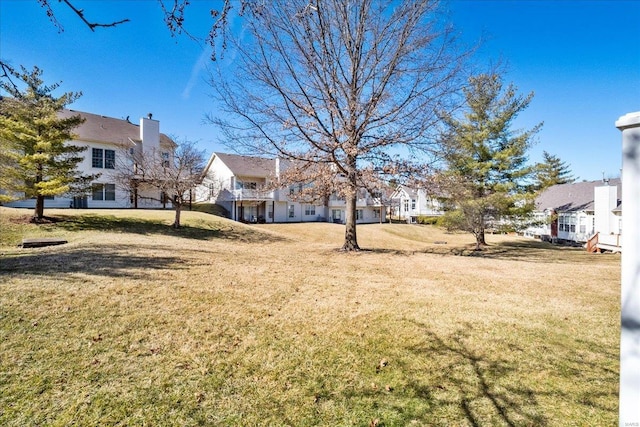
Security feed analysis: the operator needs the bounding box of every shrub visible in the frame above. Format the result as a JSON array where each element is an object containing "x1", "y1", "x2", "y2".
[{"x1": 416, "y1": 215, "x2": 440, "y2": 225}]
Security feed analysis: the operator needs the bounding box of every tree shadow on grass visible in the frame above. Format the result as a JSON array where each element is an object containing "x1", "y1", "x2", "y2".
[
  {"x1": 51, "y1": 214, "x2": 285, "y2": 243},
  {"x1": 0, "y1": 243, "x2": 188, "y2": 279},
  {"x1": 388, "y1": 321, "x2": 617, "y2": 426},
  {"x1": 361, "y1": 239, "x2": 606, "y2": 264},
  {"x1": 407, "y1": 322, "x2": 548, "y2": 426}
]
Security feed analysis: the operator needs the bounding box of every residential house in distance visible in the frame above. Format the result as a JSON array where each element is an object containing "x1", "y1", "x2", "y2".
[
  {"x1": 523, "y1": 178, "x2": 622, "y2": 252},
  {"x1": 389, "y1": 184, "x2": 444, "y2": 223},
  {"x1": 195, "y1": 152, "x2": 386, "y2": 224},
  {"x1": 6, "y1": 110, "x2": 176, "y2": 210}
]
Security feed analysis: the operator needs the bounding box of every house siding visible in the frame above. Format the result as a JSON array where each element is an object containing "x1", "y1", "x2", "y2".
[
  {"x1": 5, "y1": 111, "x2": 175, "y2": 210},
  {"x1": 198, "y1": 153, "x2": 386, "y2": 224}
]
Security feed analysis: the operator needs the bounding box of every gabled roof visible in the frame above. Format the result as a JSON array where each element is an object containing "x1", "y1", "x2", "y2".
[
  {"x1": 214, "y1": 152, "x2": 276, "y2": 178},
  {"x1": 390, "y1": 185, "x2": 417, "y2": 199},
  {"x1": 60, "y1": 109, "x2": 174, "y2": 146},
  {"x1": 535, "y1": 178, "x2": 621, "y2": 212}
]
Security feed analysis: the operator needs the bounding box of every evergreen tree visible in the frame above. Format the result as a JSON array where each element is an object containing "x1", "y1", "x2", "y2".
[
  {"x1": 438, "y1": 73, "x2": 542, "y2": 249},
  {"x1": 0, "y1": 64, "x2": 93, "y2": 220},
  {"x1": 533, "y1": 150, "x2": 575, "y2": 190}
]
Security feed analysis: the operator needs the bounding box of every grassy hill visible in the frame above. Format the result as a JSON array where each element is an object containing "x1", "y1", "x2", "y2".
[{"x1": 0, "y1": 207, "x2": 620, "y2": 426}]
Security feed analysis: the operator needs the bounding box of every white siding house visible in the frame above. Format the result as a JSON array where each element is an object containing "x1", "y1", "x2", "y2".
[
  {"x1": 6, "y1": 110, "x2": 176, "y2": 210},
  {"x1": 523, "y1": 179, "x2": 622, "y2": 251},
  {"x1": 196, "y1": 152, "x2": 386, "y2": 224},
  {"x1": 389, "y1": 185, "x2": 444, "y2": 223}
]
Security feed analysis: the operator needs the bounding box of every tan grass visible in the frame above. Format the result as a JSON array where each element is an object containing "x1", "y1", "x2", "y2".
[{"x1": 0, "y1": 207, "x2": 620, "y2": 426}]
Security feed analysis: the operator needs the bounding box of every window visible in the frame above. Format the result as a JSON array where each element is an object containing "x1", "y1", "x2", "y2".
[
  {"x1": 105, "y1": 150, "x2": 115, "y2": 169},
  {"x1": 208, "y1": 183, "x2": 217, "y2": 199},
  {"x1": 92, "y1": 183, "x2": 115, "y2": 201},
  {"x1": 92, "y1": 148, "x2": 115, "y2": 169},
  {"x1": 92, "y1": 148, "x2": 103, "y2": 168},
  {"x1": 411, "y1": 199, "x2": 416, "y2": 210},
  {"x1": 288, "y1": 205, "x2": 295, "y2": 218},
  {"x1": 559, "y1": 214, "x2": 576, "y2": 233},
  {"x1": 289, "y1": 186, "x2": 295, "y2": 195},
  {"x1": 92, "y1": 184, "x2": 103, "y2": 201},
  {"x1": 105, "y1": 184, "x2": 115, "y2": 200},
  {"x1": 332, "y1": 209, "x2": 342, "y2": 220},
  {"x1": 374, "y1": 209, "x2": 380, "y2": 218},
  {"x1": 356, "y1": 209, "x2": 363, "y2": 220},
  {"x1": 161, "y1": 152, "x2": 170, "y2": 168},
  {"x1": 305, "y1": 205, "x2": 315, "y2": 216},
  {"x1": 403, "y1": 200, "x2": 409, "y2": 212}
]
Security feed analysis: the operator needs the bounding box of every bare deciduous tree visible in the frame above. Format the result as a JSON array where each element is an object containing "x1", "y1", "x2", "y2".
[
  {"x1": 209, "y1": 0, "x2": 470, "y2": 251},
  {"x1": 114, "y1": 140, "x2": 206, "y2": 228}
]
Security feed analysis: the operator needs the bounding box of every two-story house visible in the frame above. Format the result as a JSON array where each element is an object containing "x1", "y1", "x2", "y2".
[
  {"x1": 196, "y1": 152, "x2": 387, "y2": 224},
  {"x1": 389, "y1": 185, "x2": 444, "y2": 223},
  {"x1": 6, "y1": 110, "x2": 176, "y2": 209}
]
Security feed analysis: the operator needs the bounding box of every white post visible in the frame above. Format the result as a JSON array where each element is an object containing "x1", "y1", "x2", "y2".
[{"x1": 616, "y1": 111, "x2": 640, "y2": 426}]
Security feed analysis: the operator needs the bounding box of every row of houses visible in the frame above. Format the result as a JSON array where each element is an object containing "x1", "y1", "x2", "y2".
[
  {"x1": 3, "y1": 109, "x2": 623, "y2": 251},
  {"x1": 195, "y1": 152, "x2": 387, "y2": 224}
]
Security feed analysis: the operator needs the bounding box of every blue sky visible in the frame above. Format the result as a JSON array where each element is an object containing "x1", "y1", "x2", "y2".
[{"x1": 1, "y1": 0, "x2": 638, "y2": 181}]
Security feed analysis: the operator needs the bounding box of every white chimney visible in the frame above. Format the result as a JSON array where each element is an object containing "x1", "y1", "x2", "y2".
[
  {"x1": 594, "y1": 184, "x2": 617, "y2": 235},
  {"x1": 140, "y1": 114, "x2": 160, "y2": 154}
]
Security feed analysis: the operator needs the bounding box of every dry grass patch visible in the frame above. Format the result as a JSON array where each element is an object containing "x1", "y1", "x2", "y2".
[{"x1": 0, "y1": 208, "x2": 620, "y2": 426}]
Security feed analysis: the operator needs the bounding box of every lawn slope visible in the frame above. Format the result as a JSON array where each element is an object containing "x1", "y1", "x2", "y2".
[{"x1": 0, "y1": 208, "x2": 620, "y2": 426}]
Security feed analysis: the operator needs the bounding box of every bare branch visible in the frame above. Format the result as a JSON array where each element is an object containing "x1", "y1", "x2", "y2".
[
  {"x1": 60, "y1": 0, "x2": 130, "y2": 31},
  {"x1": 36, "y1": 0, "x2": 130, "y2": 32},
  {"x1": 207, "y1": 0, "x2": 473, "y2": 249}
]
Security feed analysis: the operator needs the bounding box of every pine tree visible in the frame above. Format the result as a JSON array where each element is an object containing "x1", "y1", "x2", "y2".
[
  {"x1": 0, "y1": 64, "x2": 93, "y2": 220},
  {"x1": 438, "y1": 73, "x2": 542, "y2": 249},
  {"x1": 533, "y1": 151, "x2": 575, "y2": 190}
]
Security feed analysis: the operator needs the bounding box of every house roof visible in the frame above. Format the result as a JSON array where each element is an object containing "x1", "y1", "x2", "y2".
[
  {"x1": 215, "y1": 152, "x2": 276, "y2": 178},
  {"x1": 390, "y1": 185, "x2": 417, "y2": 199},
  {"x1": 535, "y1": 178, "x2": 621, "y2": 212},
  {"x1": 60, "y1": 109, "x2": 174, "y2": 147}
]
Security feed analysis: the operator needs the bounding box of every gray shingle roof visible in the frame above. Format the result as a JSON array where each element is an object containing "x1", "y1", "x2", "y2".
[
  {"x1": 535, "y1": 178, "x2": 621, "y2": 212},
  {"x1": 215, "y1": 153, "x2": 276, "y2": 178},
  {"x1": 60, "y1": 109, "x2": 174, "y2": 146}
]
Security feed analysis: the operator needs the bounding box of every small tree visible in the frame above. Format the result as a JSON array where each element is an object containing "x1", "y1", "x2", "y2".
[
  {"x1": 437, "y1": 73, "x2": 541, "y2": 250},
  {"x1": 114, "y1": 140, "x2": 206, "y2": 228},
  {"x1": 0, "y1": 64, "x2": 94, "y2": 220},
  {"x1": 533, "y1": 150, "x2": 575, "y2": 190}
]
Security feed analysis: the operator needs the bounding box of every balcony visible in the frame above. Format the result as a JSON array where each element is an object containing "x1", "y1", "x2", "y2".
[{"x1": 231, "y1": 189, "x2": 274, "y2": 201}]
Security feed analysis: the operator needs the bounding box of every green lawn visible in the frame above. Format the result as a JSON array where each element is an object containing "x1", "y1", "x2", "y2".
[{"x1": 0, "y1": 207, "x2": 620, "y2": 426}]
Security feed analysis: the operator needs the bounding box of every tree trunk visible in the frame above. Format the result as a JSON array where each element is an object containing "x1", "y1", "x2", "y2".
[
  {"x1": 342, "y1": 165, "x2": 360, "y2": 251},
  {"x1": 474, "y1": 229, "x2": 486, "y2": 250},
  {"x1": 33, "y1": 167, "x2": 44, "y2": 221},
  {"x1": 173, "y1": 203, "x2": 182, "y2": 228},
  {"x1": 342, "y1": 192, "x2": 360, "y2": 251},
  {"x1": 33, "y1": 195, "x2": 45, "y2": 221}
]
